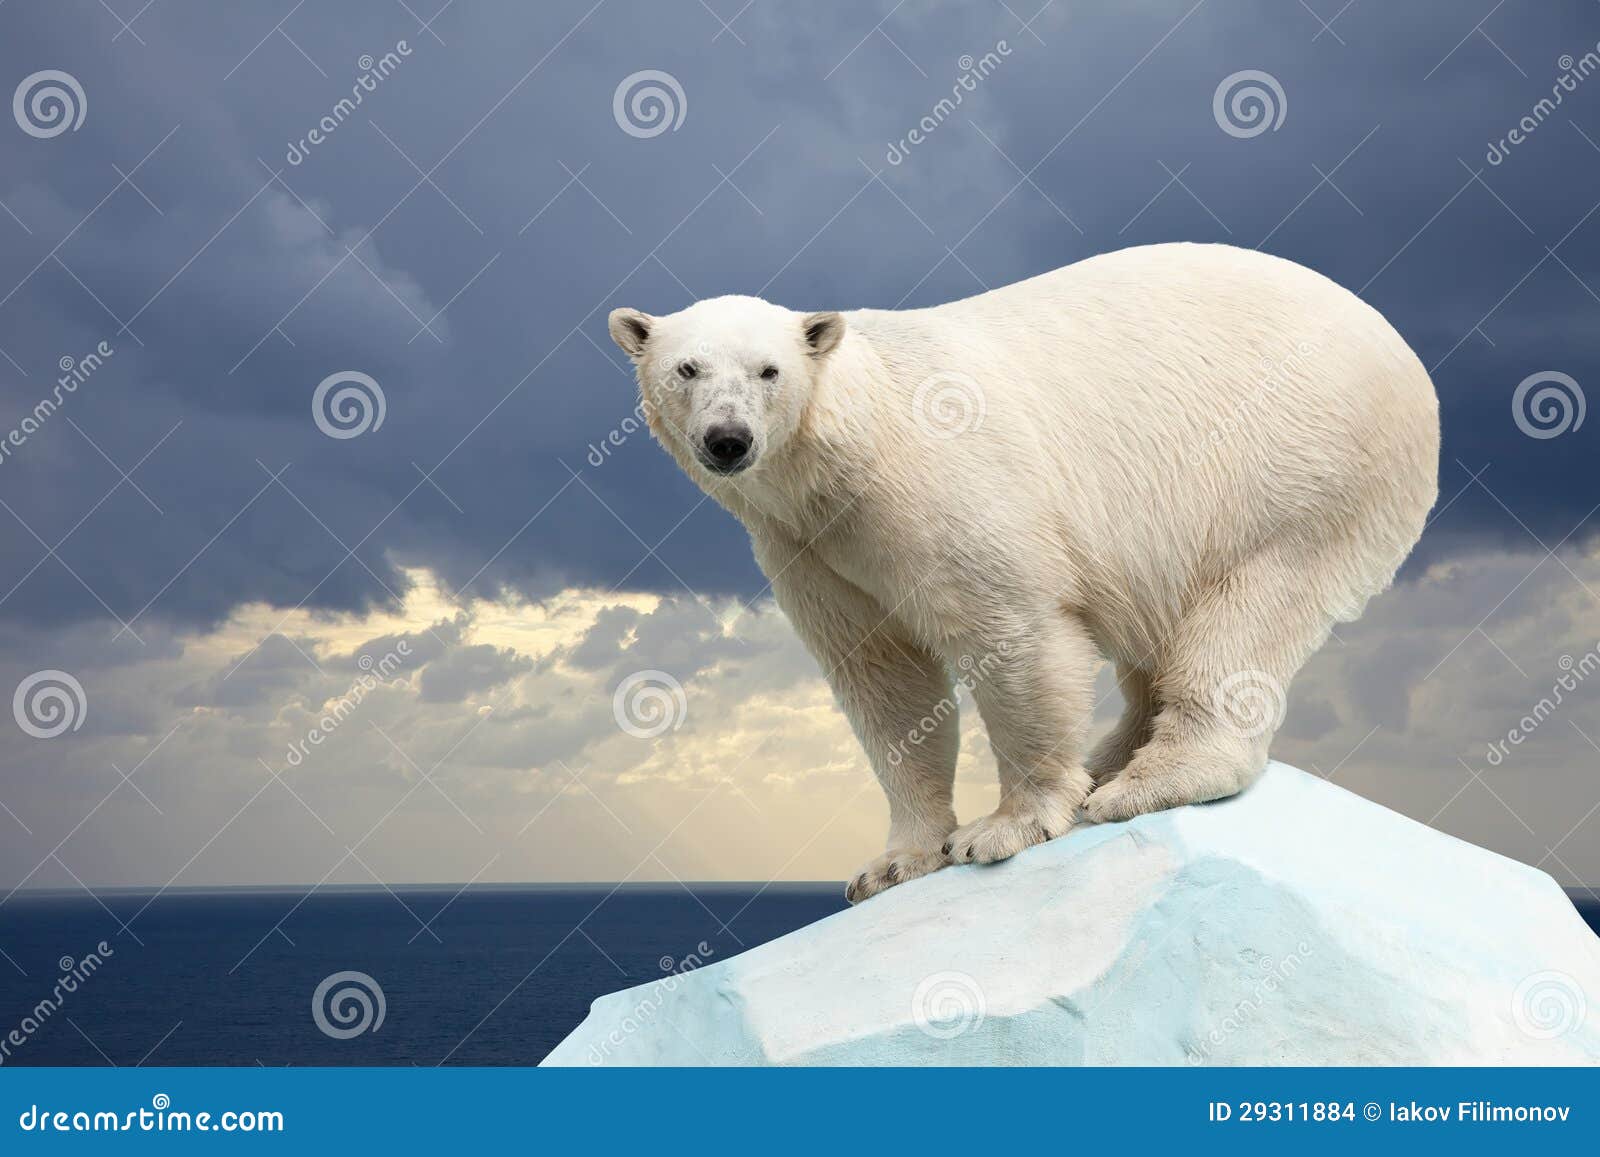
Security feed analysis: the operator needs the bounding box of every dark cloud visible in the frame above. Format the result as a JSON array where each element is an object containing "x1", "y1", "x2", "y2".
[
  {"x1": 0, "y1": 1, "x2": 1595, "y2": 638},
  {"x1": 190, "y1": 632, "x2": 316, "y2": 709},
  {"x1": 565, "y1": 604, "x2": 641, "y2": 669},
  {"x1": 417, "y1": 641, "x2": 532, "y2": 702},
  {"x1": 335, "y1": 613, "x2": 466, "y2": 672}
]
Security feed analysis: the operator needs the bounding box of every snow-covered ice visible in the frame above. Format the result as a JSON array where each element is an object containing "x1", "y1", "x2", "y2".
[{"x1": 543, "y1": 762, "x2": 1600, "y2": 1065}]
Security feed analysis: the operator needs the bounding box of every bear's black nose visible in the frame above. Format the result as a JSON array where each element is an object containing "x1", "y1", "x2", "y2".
[{"x1": 703, "y1": 424, "x2": 753, "y2": 473}]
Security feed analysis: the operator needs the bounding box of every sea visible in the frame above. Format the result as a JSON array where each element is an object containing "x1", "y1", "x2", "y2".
[
  {"x1": 1, "y1": 886, "x2": 1596, "y2": 1066},
  {"x1": 0, "y1": 884, "x2": 845, "y2": 1066}
]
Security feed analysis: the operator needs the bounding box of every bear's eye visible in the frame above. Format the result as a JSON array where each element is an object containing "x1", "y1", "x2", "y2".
[
  {"x1": 676, "y1": 362, "x2": 698, "y2": 381},
  {"x1": 760, "y1": 365, "x2": 779, "y2": 381}
]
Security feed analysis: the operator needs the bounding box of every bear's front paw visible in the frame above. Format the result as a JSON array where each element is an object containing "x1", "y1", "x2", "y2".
[
  {"x1": 845, "y1": 847, "x2": 948, "y2": 904},
  {"x1": 942, "y1": 794, "x2": 1078, "y2": 865}
]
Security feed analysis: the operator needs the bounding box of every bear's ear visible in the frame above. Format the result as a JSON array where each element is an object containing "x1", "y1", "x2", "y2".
[
  {"x1": 608, "y1": 308, "x2": 654, "y2": 361},
  {"x1": 801, "y1": 311, "x2": 844, "y2": 358}
]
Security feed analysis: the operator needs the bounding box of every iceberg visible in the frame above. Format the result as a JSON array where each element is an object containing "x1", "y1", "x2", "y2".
[{"x1": 543, "y1": 762, "x2": 1600, "y2": 1065}]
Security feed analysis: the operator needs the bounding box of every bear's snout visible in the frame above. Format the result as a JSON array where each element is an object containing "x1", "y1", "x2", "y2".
[{"x1": 702, "y1": 423, "x2": 754, "y2": 474}]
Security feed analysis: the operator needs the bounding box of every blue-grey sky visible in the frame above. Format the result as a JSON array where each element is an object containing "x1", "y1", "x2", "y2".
[{"x1": 0, "y1": 1, "x2": 1597, "y2": 900}]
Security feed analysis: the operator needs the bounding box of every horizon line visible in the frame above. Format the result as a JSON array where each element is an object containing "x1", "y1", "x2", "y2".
[{"x1": 5, "y1": 879, "x2": 845, "y2": 898}]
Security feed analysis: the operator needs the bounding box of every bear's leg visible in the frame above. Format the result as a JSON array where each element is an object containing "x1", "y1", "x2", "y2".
[
  {"x1": 1084, "y1": 665, "x2": 1158, "y2": 786},
  {"x1": 828, "y1": 624, "x2": 961, "y2": 902},
  {"x1": 757, "y1": 540, "x2": 960, "y2": 903},
  {"x1": 1084, "y1": 544, "x2": 1336, "y2": 823},
  {"x1": 942, "y1": 612, "x2": 1097, "y2": 864}
]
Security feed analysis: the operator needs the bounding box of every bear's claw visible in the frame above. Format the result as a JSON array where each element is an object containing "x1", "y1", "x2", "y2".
[{"x1": 845, "y1": 847, "x2": 948, "y2": 903}]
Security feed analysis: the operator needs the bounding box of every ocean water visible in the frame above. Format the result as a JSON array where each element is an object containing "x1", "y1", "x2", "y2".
[
  {"x1": 0, "y1": 884, "x2": 845, "y2": 1066},
  {"x1": 2, "y1": 886, "x2": 1596, "y2": 1066}
]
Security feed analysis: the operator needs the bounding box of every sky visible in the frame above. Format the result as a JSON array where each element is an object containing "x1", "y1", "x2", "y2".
[{"x1": 0, "y1": 0, "x2": 1597, "y2": 909}]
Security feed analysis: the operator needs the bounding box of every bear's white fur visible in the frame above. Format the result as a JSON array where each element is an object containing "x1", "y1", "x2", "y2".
[{"x1": 610, "y1": 242, "x2": 1439, "y2": 903}]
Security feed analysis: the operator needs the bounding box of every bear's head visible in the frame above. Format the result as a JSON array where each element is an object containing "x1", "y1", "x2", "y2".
[{"x1": 607, "y1": 296, "x2": 844, "y2": 478}]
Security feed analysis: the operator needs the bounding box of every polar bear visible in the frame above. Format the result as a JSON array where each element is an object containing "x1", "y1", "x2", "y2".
[{"x1": 609, "y1": 242, "x2": 1439, "y2": 903}]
